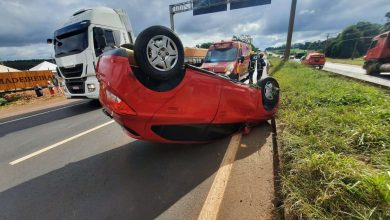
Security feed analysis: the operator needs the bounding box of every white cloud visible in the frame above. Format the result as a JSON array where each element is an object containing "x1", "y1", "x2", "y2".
[
  {"x1": 299, "y1": 9, "x2": 315, "y2": 15},
  {"x1": 233, "y1": 22, "x2": 262, "y2": 33},
  {"x1": 0, "y1": 44, "x2": 53, "y2": 61}
]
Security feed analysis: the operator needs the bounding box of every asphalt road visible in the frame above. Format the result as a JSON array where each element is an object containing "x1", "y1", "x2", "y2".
[
  {"x1": 0, "y1": 99, "x2": 275, "y2": 219},
  {"x1": 324, "y1": 62, "x2": 390, "y2": 88}
]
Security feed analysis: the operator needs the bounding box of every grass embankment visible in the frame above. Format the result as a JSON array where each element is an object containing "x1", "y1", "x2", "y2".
[
  {"x1": 269, "y1": 58, "x2": 390, "y2": 219},
  {"x1": 326, "y1": 57, "x2": 365, "y2": 66}
]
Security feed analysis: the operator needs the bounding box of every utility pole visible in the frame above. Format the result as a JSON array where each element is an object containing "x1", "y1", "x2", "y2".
[
  {"x1": 324, "y1": 33, "x2": 330, "y2": 55},
  {"x1": 284, "y1": 0, "x2": 297, "y2": 61},
  {"x1": 351, "y1": 39, "x2": 358, "y2": 60}
]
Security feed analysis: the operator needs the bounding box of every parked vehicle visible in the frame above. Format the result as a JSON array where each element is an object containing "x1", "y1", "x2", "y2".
[
  {"x1": 301, "y1": 52, "x2": 326, "y2": 69},
  {"x1": 200, "y1": 40, "x2": 251, "y2": 81},
  {"x1": 363, "y1": 31, "x2": 390, "y2": 75},
  {"x1": 184, "y1": 47, "x2": 208, "y2": 67},
  {"x1": 96, "y1": 26, "x2": 280, "y2": 143},
  {"x1": 47, "y1": 7, "x2": 135, "y2": 99}
]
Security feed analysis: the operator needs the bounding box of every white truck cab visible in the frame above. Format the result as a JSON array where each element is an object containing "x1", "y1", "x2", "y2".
[{"x1": 50, "y1": 7, "x2": 134, "y2": 99}]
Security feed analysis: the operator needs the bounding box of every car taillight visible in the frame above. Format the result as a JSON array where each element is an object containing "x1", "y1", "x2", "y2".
[{"x1": 106, "y1": 90, "x2": 136, "y2": 115}]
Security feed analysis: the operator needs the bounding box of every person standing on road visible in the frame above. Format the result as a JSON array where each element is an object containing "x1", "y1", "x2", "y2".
[
  {"x1": 247, "y1": 51, "x2": 257, "y2": 84},
  {"x1": 47, "y1": 81, "x2": 55, "y2": 96},
  {"x1": 257, "y1": 53, "x2": 266, "y2": 81},
  {"x1": 52, "y1": 76, "x2": 63, "y2": 95}
]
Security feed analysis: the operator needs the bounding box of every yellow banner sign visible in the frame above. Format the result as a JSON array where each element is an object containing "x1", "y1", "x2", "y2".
[{"x1": 0, "y1": 70, "x2": 53, "y2": 91}]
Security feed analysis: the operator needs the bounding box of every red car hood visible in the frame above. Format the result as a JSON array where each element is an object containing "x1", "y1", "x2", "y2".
[{"x1": 201, "y1": 61, "x2": 235, "y2": 73}]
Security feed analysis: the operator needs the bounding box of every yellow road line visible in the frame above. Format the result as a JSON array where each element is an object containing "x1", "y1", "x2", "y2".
[{"x1": 198, "y1": 133, "x2": 242, "y2": 220}]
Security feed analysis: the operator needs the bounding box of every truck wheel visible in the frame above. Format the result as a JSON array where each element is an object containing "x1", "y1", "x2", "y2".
[
  {"x1": 319, "y1": 65, "x2": 324, "y2": 70},
  {"x1": 366, "y1": 69, "x2": 380, "y2": 75},
  {"x1": 257, "y1": 77, "x2": 280, "y2": 112},
  {"x1": 134, "y1": 26, "x2": 185, "y2": 81}
]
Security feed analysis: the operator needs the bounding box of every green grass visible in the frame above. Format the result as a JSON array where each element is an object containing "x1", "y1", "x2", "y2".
[
  {"x1": 326, "y1": 57, "x2": 365, "y2": 66},
  {"x1": 269, "y1": 49, "x2": 307, "y2": 55},
  {"x1": 269, "y1": 59, "x2": 390, "y2": 219}
]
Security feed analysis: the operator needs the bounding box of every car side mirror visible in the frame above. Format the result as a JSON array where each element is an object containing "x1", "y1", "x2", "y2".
[
  {"x1": 94, "y1": 27, "x2": 107, "y2": 50},
  {"x1": 47, "y1": 39, "x2": 53, "y2": 44}
]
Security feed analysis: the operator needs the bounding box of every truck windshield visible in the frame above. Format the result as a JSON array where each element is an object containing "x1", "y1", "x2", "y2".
[
  {"x1": 54, "y1": 30, "x2": 88, "y2": 58},
  {"x1": 204, "y1": 48, "x2": 238, "y2": 63},
  {"x1": 53, "y1": 21, "x2": 90, "y2": 58}
]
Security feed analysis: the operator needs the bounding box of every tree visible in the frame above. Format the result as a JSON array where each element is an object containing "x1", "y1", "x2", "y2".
[
  {"x1": 196, "y1": 42, "x2": 212, "y2": 49},
  {"x1": 382, "y1": 11, "x2": 390, "y2": 32}
]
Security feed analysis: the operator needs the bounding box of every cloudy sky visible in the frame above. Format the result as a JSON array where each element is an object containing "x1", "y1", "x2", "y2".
[{"x1": 0, "y1": 0, "x2": 389, "y2": 60}]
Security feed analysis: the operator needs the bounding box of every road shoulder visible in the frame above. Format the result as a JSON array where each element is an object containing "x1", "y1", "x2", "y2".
[{"x1": 217, "y1": 124, "x2": 274, "y2": 220}]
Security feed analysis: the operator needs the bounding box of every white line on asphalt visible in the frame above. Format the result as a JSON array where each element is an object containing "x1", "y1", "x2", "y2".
[
  {"x1": 9, "y1": 120, "x2": 115, "y2": 165},
  {"x1": 0, "y1": 102, "x2": 87, "y2": 125},
  {"x1": 198, "y1": 133, "x2": 242, "y2": 220}
]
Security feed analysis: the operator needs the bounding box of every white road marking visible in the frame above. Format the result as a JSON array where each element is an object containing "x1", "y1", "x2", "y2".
[
  {"x1": 198, "y1": 133, "x2": 242, "y2": 220},
  {"x1": 0, "y1": 102, "x2": 86, "y2": 125},
  {"x1": 9, "y1": 120, "x2": 115, "y2": 165}
]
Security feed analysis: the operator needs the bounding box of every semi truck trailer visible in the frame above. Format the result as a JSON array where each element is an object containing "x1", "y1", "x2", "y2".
[{"x1": 363, "y1": 31, "x2": 390, "y2": 75}]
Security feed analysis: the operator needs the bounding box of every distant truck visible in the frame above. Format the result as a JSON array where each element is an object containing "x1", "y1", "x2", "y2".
[
  {"x1": 363, "y1": 31, "x2": 390, "y2": 75},
  {"x1": 201, "y1": 40, "x2": 251, "y2": 81},
  {"x1": 48, "y1": 7, "x2": 135, "y2": 99},
  {"x1": 184, "y1": 47, "x2": 208, "y2": 67},
  {"x1": 301, "y1": 52, "x2": 326, "y2": 69}
]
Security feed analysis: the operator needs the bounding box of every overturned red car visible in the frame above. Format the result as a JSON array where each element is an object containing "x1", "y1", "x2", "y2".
[{"x1": 96, "y1": 26, "x2": 280, "y2": 143}]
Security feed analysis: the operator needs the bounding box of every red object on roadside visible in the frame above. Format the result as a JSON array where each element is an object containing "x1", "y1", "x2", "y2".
[
  {"x1": 96, "y1": 26, "x2": 280, "y2": 143},
  {"x1": 200, "y1": 40, "x2": 251, "y2": 80},
  {"x1": 49, "y1": 88, "x2": 55, "y2": 95},
  {"x1": 301, "y1": 52, "x2": 326, "y2": 69},
  {"x1": 363, "y1": 31, "x2": 390, "y2": 75},
  {"x1": 97, "y1": 52, "x2": 279, "y2": 143}
]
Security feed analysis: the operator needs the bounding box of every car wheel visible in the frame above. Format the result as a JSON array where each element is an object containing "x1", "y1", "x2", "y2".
[
  {"x1": 319, "y1": 65, "x2": 324, "y2": 70},
  {"x1": 134, "y1": 26, "x2": 185, "y2": 81},
  {"x1": 257, "y1": 77, "x2": 280, "y2": 111}
]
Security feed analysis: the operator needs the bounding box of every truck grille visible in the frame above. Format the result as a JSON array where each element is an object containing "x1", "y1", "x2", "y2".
[
  {"x1": 65, "y1": 77, "x2": 86, "y2": 94},
  {"x1": 59, "y1": 64, "x2": 83, "y2": 78}
]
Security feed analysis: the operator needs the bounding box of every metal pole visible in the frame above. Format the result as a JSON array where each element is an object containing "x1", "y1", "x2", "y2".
[
  {"x1": 351, "y1": 39, "x2": 358, "y2": 60},
  {"x1": 169, "y1": 5, "x2": 175, "y2": 31},
  {"x1": 324, "y1": 33, "x2": 330, "y2": 55},
  {"x1": 284, "y1": 0, "x2": 297, "y2": 61}
]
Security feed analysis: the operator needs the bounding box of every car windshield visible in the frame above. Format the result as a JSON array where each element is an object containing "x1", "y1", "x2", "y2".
[
  {"x1": 54, "y1": 30, "x2": 88, "y2": 58},
  {"x1": 204, "y1": 47, "x2": 238, "y2": 63}
]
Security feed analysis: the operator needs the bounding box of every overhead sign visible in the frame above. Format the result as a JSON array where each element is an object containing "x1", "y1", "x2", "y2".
[
  {"x1": 193, "y1": 0, "x2": 228, "y2": 16},
  {"x1": 230, "y1": 0, "x2": 271, "y2": 10}
]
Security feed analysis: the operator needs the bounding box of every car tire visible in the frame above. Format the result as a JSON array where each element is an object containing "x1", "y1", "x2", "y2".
[
  {"x1": 257, "y1": 77, "x2": 280, "y2": 111},
  {"x1": 319, "y1": 65, "x2": 324, "y2": 70},
  {"x1": 134, "y1": 26, "x2": 185, "y2": 81}
]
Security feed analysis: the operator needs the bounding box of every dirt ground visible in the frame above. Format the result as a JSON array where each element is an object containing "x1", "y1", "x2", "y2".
[{"x1": 0, "y1": 89, "x2": 77, "y2": 119}]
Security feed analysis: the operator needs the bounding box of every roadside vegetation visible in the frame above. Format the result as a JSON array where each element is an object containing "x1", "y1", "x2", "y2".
[
  {"x1": 267, "y1": 12, "x2": 390, "y2": 60},
  {"x1": 269, "y1": 58, "x2": 390, "y2": 219},
  {"x1": 326, "y1": 57, "x2": 365, "y2": 66},
  {"x1": 0, "y1": 90, "x2": 61, "y2": 108}
]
